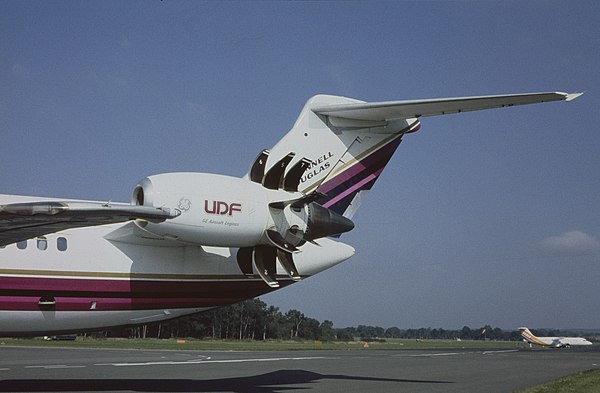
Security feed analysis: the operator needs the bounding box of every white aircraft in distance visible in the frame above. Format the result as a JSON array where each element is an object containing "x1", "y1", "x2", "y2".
[
  {"x1": 519, "y1": 327, "x2": 592, "y2": 347},
  {"x1": 0, "y1": 91, "x2": 582, "y2": 335}
]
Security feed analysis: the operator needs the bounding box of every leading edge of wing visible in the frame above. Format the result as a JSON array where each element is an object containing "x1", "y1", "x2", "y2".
[
  {"x1": 312, "y1": 91, "x2": 583, "y2": 122},
  {"x1": 0, "y1": 200, "x2": 179, "y2": 247}
]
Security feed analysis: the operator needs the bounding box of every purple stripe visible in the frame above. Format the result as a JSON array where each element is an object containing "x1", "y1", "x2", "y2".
[
  {"x1": 316, "y1": 156, "x2": 371, "y2": 194},
  {"x1": 0, "y1": 276, "x2": 296, "y2": 312},
  {"x1": 0, "y1": 276, "x2": 265, "y2": 294},
  {"x1": 317, "y1": 135, "x2": 402, "y2": 194},
  {"x1": 323, "y1": 168, "x2": 383, "y2": 208},
  {"x1": 0, "y1": 296, "x2": 246, "y2": 311}
]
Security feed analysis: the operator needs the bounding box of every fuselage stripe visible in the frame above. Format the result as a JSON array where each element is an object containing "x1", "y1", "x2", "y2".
[{"x1": 0, "y1": 268, "x2": 247, "y2": 281}]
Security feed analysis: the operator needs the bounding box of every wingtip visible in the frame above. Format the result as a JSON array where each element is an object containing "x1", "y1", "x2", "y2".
[{"x1": 564, "y1": 91, "x2": 584, "y2": 101}]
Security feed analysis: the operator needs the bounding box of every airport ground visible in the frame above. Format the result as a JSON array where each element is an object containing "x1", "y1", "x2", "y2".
[
  {"x1": 0, "y1": 344, "x2": 599, "y2": 392},
  {"x1": 0, "y1": 336, "x2": 531, "y2": 351}
]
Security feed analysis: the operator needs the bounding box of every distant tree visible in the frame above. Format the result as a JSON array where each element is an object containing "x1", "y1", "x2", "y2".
[
  {"x1": 299, "y1": 317, "x2": 320, "y2": 340},
  {"x1": 357, "y1": 325, "x2": 385, "y2": 340},
  {"x1": 285, "y1": 309, "x2": 305, "y2": 339},
  {"x1": 460, "y1": 326, "x2": 473, "y2": 340},
  {"x1": 90, "y1": 297, "x2": 522, "y2": 344},
  {"x1": 263, "y1": 305, "x2": 284, "y2": 340},
  {"x1": 319, "y1": 320, "x2": 336, "y2": 342},
  {"x1": 336, "y1": 328, "x2": 355, "y2": 341},
  {"x1": 384, "y1": 327, "x2": 402, "y2": 338},
  {"x1": 416, "y1": 328, "x2": 429, "y2": 339}
]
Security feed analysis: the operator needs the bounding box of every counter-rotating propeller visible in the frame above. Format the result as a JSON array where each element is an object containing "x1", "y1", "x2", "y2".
[{"x1": 237, "y1": 150, "x2": 354, "y2": 287}]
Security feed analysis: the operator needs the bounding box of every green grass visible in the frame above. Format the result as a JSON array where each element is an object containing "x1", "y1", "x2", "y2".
[
  {"x1": 515, "y1": 369, "x2": 600, "y2": 393},
  {"x1": 0, "y1": 337, "x2": 530, "y2": 351}
]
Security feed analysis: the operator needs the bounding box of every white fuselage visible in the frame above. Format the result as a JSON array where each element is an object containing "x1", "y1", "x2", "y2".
[
  {"x1": 536, "y1": 336, "x2": 593, "y2": 347},
  {"x1": 519, "y1": 327, "x2": 593, "y2": 347}
]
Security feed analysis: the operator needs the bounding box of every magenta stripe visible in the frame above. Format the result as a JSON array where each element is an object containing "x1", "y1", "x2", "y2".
[
  {"x1": 323, "y1": 168, "x2": 383, "y2": 208},
  {"x1": 317, "y1": 157, "x2": 369, "y2": 195},
  {"x1": 0, "y1": 276, "x2": 295, "y2": 311},
  {"x1": 0, "y1": 295, "x2": 253, "y2": 312},
  {"x1": 0, "y1": 276, "x2": 264, "y2": 294},
  {"x1": 317, "y1": 134, "x2": 402, "y2": 194}
]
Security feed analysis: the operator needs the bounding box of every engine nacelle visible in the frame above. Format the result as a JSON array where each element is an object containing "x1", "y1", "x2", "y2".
[
  {"x1": 132, "y1": 172, "x2": 354, "y2": 250},
  {"x1": 132, "y1": 173, "x2": 278, "y2": 247}
]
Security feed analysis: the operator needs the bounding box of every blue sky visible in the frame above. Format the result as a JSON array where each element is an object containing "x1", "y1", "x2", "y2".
[{"x1": 1, "y1": 1, "x2": 599, "y2": 330}]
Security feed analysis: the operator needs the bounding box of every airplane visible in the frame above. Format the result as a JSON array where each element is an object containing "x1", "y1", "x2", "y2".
[
  {"x1": 0, "y1": 91, "x2": 582, "y2": 336},
  {"x1": 519, "y1": 327, "x2": 592, "y2": 347}
]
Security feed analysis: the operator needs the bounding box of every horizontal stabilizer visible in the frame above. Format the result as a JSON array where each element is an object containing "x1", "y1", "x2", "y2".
[{"x1": 312, "y1": 92, "x2": 583, "y2": 122}]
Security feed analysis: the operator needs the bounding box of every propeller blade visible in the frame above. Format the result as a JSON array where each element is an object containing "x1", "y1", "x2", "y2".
[
  {"x1": 253, "y1": 245, "x2": 279, "y2": 288},
  {"x1": 262, "y1": 152, "x2": 295, "y2": 190},
  {"x1": 283, "y1": 157, "x2": 312, "y2": 192},
  {"x1": 287, "y1": 226, "x2": 305, "y2": 243},
  {"x1": 265, "y1": 229, "x2": 299, "y2": 253},
  {"x1": 269, "y1": 191, "x2": 327, "y2": 210},
  {"x1": 249, "y1": 149, "x2": 270, "y2": 183},
  {"x1": 290, "y1": 192, "x2": 327, "y2": 209},
  {"x1": 277, "y1": 250, "x2": 301, "y2": 281},
  {"x1": 236, "y1": 247, "x2": 254, "y2": 276}
]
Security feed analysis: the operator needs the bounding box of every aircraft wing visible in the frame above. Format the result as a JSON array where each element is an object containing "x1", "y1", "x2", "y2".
[
  {"x1": 0, "y1": 200, "x2": 179, "y2": 247},
  {"x1": 312, "y1": 91, "x2": 583, "y2": 122}
]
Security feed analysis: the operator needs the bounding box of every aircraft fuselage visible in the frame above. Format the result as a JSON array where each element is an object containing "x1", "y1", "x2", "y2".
[{"x1": 0, "y1": 194, "x2": 353, "y2": 335}]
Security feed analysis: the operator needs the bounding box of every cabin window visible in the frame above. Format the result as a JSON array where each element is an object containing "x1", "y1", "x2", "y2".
[
  {"x1": 17, "y1": 240, "x2": 27, "y2": 250},
  {"x1": 57, "y1": 237, "x2": 68, "y2": 252},
  {"x1": 37, "y1": 237, "x2": 48, "y2": 251}
]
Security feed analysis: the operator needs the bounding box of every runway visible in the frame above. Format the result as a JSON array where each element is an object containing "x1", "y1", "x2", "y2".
[{"x1": 0, "y1": 346, "x2": 599, "y2": 392}]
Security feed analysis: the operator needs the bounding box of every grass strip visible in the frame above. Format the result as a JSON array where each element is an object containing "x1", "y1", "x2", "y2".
[{"x1": 516, "y1": 369, "x2": 600, "y2": 393}]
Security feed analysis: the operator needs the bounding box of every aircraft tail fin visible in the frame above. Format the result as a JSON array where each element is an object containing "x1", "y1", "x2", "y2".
[
  {"x1": 245, "y1": 95, "x2": 419, "y2": 219},
  {"x1": 247, "y1": 92, "x2": 580, "y2": 219},
  {"x1": 519, "y1": 327, "x2": 546, "y2": 345}
]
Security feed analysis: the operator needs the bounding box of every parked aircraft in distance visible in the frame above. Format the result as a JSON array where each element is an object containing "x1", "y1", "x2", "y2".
[
  {"x1": 0, "y1": 91, "x2": 582, "y2": 335},
  {"x1": 519, "y1": 327, "x2": 593, "y2": 347}
]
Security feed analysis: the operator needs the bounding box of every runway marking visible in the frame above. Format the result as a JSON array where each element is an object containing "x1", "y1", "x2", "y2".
[
  {"x1": 95, "y1": 356, "x2": 328, "y2": 367},
  {"x1": 483, "y1": 350, "x2": 520, "y2": 355},
  {"x1": 394, "y1": 352, "x2": 461, "y2": 357},
  {"x1": 394, "y1": 350, "x2": 521, "y2": 358},
  {"x1": 25, "y1": 365, "x2": 86, "y2": 369}
]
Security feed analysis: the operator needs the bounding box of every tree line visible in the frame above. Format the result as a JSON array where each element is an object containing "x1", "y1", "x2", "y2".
[{"x1": 96, "y1": 298, "x2": 565, "y2": 342}]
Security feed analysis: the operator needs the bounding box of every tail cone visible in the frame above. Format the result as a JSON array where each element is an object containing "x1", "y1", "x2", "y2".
[{"x1": 305, "y1": 202, "x2": 354, "y2": 240}]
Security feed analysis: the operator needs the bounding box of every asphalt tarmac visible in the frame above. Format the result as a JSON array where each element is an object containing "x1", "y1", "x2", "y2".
[{"x1": 0, "y1": 345, "x2": 599, "y2": 392}]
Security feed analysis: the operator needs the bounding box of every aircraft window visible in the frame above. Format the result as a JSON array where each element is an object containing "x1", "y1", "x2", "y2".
[
  {"x1": 17, "y1": 240, "x2": 27, "y2": 250},
  {"x1": 37, "y1": 237, "x2": 48, "y2": 251},
  {"x1": 57, "y1": 237, "x2": 68, "y2": 252}
]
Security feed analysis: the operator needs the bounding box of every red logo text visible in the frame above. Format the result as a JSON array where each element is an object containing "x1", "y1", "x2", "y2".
[{"x1": 204, "y1": 200, "x2": 242, "y2": 216}]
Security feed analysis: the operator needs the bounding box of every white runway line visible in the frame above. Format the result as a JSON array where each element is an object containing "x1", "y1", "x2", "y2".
[
  {"x1": 483, "y1": 350, "x2": 520, "y2": 355},
  {"x1": 25, "y1": 365, "x2": 86, "y2": 369},
  {"x1": 95, "y1": 356, "x2": 329, "y2": 367},
  {"x1": 394, "y1": 352, "x2": 461, "y2": 357}
]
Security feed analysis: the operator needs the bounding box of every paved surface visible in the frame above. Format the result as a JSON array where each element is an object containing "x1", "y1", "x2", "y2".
[{"x1": 0, "y1": 346, "x2": 599, "y2": 392}]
